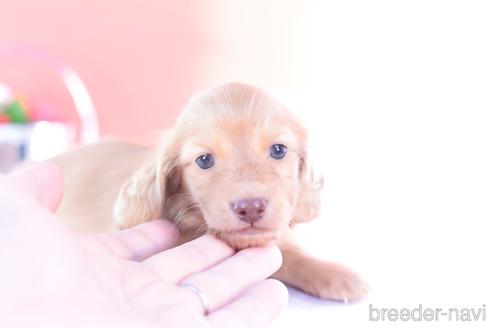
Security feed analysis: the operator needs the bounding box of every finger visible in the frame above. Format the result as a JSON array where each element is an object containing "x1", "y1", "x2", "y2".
[
  {"x1": 179, "y1": 244, "x2": 282, "y2": 312},
  {"x1": 7, "y1": 161, "x2": 63, "y2": 212},
  {"x1": 88, "y1": 220, "x2": 180, "y2": 261},
  {"x1": 207, "y1": 279, "x2": 288, "y2": 328},
  {"x1": 144, "y1": 235, "x2": 234, "y2": 283}
]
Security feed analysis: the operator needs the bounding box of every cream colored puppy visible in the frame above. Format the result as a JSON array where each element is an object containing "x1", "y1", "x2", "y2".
[{"x1": 53, "y1": 83, "x2": 367, "y2": 302}]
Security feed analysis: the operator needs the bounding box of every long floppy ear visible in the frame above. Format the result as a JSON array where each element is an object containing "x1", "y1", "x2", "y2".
[
  {"x1": 113, "y1": 137, "x2": 181, "y2": 229},
  {"x1": 292, "y1": 140, "x2": 324, "y2": 224}
]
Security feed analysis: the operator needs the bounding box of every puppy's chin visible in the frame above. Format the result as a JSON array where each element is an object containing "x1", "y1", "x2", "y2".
[{"x1": 210, "y1": 228, "x2": 278, "y2": 250}]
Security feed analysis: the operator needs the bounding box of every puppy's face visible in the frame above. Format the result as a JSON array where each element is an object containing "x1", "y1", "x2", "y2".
[
  {"x1": 178, "y1": 103, "x2": 305, "y2": 248},
  {"x1": 115, "y1": 83, "x2": 317, "y2": 250}
]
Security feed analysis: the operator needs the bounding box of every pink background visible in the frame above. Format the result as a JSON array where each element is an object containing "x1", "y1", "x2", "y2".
[{"x1": 0, "y1": 0, "x2": 301, "y2": 143}]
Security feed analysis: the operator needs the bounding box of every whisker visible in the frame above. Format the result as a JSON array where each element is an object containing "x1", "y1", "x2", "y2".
[{"x1": 172, "y1": 203, "x2": 201, "y2": 226}]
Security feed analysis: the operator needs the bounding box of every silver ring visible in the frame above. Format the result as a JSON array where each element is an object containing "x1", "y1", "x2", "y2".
[{"x1": 180, "y1": 283, "x2": 210, "y2": 315}]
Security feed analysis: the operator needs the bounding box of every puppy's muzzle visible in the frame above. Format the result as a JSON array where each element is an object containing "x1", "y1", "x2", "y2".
[{"x1": 230, "y1": 197, "x2": 267, "y2": 224}]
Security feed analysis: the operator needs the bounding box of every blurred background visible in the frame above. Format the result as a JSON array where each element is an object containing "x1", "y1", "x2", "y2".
[
  {"x1": 1, "y1": 1, "x2": 491, "y2": 327},
  {"x1": 0, "y1": 0, "x2": 307, "y2": 169}
]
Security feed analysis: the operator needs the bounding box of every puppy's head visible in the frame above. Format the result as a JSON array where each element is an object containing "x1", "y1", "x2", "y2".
[{"x1": 114, "y1": 83, "x2": 322, "y2": 249}]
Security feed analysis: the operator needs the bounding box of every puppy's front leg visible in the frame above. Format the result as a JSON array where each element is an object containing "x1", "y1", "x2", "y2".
[{"x1": 273, "y1": 237, "x2": 368, "y2": 302}]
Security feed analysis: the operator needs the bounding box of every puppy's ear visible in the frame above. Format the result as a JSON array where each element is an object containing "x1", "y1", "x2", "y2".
[
  {"x1": 293, "y1": 143, "x2": 324, "y2": 224},
  {"x1": 113, "y1": 138, "x2": 181, "y2": 229}
]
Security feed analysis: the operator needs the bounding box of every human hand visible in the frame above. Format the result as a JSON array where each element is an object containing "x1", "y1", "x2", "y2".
[{"x1": 0, "y1": 162, "x2": 288, "y2": 328}]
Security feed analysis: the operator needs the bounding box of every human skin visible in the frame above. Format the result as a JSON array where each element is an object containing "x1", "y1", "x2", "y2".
[{"x1": 0, "y1": 162, "x2": 288, "y2": 328}]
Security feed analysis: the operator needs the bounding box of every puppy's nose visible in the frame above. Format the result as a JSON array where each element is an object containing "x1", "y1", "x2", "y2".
[{"x1": 230, "y1": 198, "x2": 267, "y2": 224}]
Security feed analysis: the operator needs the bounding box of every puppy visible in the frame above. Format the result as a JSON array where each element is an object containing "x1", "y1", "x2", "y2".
[{"x1": 52, "y1": 83, "x2": 367, "y2": 302}]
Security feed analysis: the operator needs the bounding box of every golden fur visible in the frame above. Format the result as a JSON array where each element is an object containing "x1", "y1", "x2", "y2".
[{"x1": 52, "y1": 83, "x2": 367, "y2": 301}]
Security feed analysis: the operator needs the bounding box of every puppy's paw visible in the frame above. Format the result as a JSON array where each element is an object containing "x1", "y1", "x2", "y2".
[{"x1": 307, "y1": 262, "x2": 368, "y2": 302}]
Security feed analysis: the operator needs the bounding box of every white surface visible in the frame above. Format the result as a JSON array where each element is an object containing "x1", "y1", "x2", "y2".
[{"x1": 271, "y1": 1, "x2": 492, "y2": 326}]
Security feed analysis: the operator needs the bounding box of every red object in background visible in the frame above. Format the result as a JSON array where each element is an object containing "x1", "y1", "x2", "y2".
[{"x1": 0, "y1": 114, "x2": 10, "y2": 123}]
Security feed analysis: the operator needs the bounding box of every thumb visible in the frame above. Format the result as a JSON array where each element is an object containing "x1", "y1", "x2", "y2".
[{"x1": 7, "y1": 162, "x2": 63, "y2": 212}]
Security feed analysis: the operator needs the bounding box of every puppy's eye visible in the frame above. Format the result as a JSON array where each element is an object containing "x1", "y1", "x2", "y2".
[
  {"x1": 269, "y1": 144, "x2": 287, "y2": 160},
  {"x1": 196, "y1": 153, "x2": 215, "y2": 169}
]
